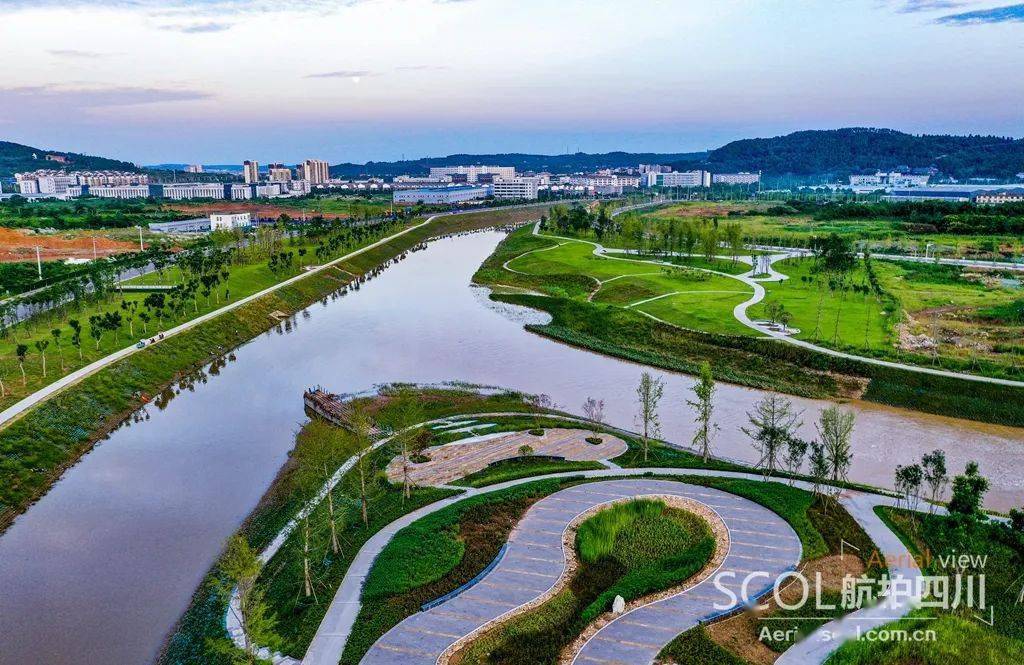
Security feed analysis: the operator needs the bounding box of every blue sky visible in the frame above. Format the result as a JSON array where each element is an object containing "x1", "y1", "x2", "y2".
[{"x1": 0, "y1": 0, "x2": 1022, "y2": 164}]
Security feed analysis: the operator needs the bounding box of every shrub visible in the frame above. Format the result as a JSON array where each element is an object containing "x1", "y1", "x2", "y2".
[
  {"x1": 528, "y1": 428, "x2": 544, "y2": 436},
  {"x1": 585, "y1": 436, "x2": 603, "y2": 445}
]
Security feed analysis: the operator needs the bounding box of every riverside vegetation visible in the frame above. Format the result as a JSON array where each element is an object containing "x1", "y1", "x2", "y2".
[{"x1": 474, "y1": 223, "x2": 1024, "y2": 426}]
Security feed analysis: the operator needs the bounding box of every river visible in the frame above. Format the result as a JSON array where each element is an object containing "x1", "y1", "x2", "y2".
[{"x1": 0, "y1": 230, "x2": 1020, "y2": 664}]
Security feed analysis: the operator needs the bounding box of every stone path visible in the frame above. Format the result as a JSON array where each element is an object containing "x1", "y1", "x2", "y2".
[
  {"x1": 385, "y1": 428, "x2": 628, "y2": 486},
  {"x1": 361, "y1": 478, "x2": 801, "y2": 665}
]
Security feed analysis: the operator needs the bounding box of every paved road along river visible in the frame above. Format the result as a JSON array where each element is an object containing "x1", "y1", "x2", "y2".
[{"x1": 0, "y1": 230, "x2": 1020, "y2": 664}]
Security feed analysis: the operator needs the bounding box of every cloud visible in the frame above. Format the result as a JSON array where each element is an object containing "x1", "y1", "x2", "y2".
[
  {"x1": 0, "y1": 85, "x2": 212, "y2": 109},
  {"x1": 157, "y1": 21, "x2": 233, "y2": 33},
  {"x1": 935, "y1": 2, "x2": 1024, "y2": 23},
  {"x1": 395, "y1": 65, "x2": 451, "y2": 71},
  {"x1": 48, "y1": 49, "x2": 111, "y2": 58},
  {"x1": 896, "y1": 0, "x2": 966, "y2": 11},
  {"x1": 306, "y1": 70, "x2": 377, "y2": 79}
]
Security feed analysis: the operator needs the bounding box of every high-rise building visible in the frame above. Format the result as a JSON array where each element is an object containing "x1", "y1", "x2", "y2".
[
  {"x1": 268, "y1": 163, "x2": 293, "y2": 183},
  {"x1": 243, "y1": 160, "x2": 260, "y2": 184},
  {"x1": 302, "y1": 159, "x2": 330, "y2": 184},
  {"x1": 186, "y1": 164, "x2": 204, "y2": 173}
]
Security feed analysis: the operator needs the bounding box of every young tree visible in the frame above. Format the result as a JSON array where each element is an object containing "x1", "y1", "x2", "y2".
[
  {"x1": 16, "y1": 344, "x2": 28, "y2": 385},
  {"x1": 392, "y1": 387, "x2": 424, "y2": 501},
  {"x1": 816, "y1": 405, "x2": 855, "y2": 486},
  {"x1": 808, "y1": 441, "x2": 829, "y2": 497},
  {"x1": 50, "y1": 328, "x2": 65, "y2": 372},
  {"x1": 921, "y1": 449, "x2": 949, "y2": 514},
  {"x1": 34, "y1": 339, "x2": 49, "y2": 377},
  {"x1": 635, "y1": 371, "x2": 664, "y2": 462},
  {"x1": 349, "y1": 407, "x2": 377, "y2": 527},
  {"x1": 215, "y1": 535, "x2": 281, "y2": 664},
  {"x1": 948, "y1": 461, "x2": 989, "y2": 520},
  {"x1": 68, "y1": 319, "x2": 83, "y2": 360},
  {"x1": 686, "y1": 362, "x2": 718, "y2": 463},
  {"x1": 582, "y1": 396, "x2": 605, "y2": 424},
  {"x1": 725, "y1": 223, "x2": 743, "y2": 264},
  {"x1": 742, "y1": 394, "x2": 801, "y2": 479},
  {"x1": 783, "y1": 436, "x2": 809, "y2": 485},
  {"x1": 700, "y1": 225, "x2": 719, "y2": 263},
  {"x1": 88, "y1": 315, "x2": 103, "y2": 350},
  {"x1": 894, "y1": 463, "x2": 924, "y2": 515}
]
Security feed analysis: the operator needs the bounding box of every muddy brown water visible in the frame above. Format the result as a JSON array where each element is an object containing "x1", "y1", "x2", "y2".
[{"x1": 0, "y1": 230, "x2": 1020, "y2": 664}]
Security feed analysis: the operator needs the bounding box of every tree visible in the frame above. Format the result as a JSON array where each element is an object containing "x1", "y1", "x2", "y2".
[
  {"x1": 68, "y1": 319, "x2": 82, "y2": 360},
  {"x1": 16, "y1": 344, "x2": 28, "y2": 385},
  {"x1": 50, "y1": 328, "x2": 65, "y2": 372},
  {"x1": 214, "y1": 535, "x2": 281, "y2": 664},
  {"x1": 635, "y1": 371, "x2": 664, "y2": 462},
  {"x1": 816, "y1": 405, "x2": 855, "y2": 486},
  {"x1": 582, "y1": 397, "x2": 605, "y2": 424},
  {"x1": 725, "y1": 223, "x2": 743, "y2": 264},
  {"x1": 349, "y1": 407, "x2": 377, "y2": 526},
  {"x1": 742, "y1": 394, "x2": 801, "y2": 479},
  {"x1": 34, "y1": 339, "x2": 49, "y2": 377},
  {"x1": 948, "y1": 461, "x2": 989, "y2": 519},
  {"x1": 700, "y1": 225, "x2": 719, "y2": 262},
  {"x1": 808, "y1": 441, "x2": 829, "y2": 497},
  {"x1": 783, "y1": 436, "x2": 809, "y2": 485},
  {"x1": 391, "y1": 387, "x2": 424, "y2": 500},
  {"x1": 88, "y1": 315, "x2": 103, "y2": 349},
  {"x1": 921, "y1": 449, "x2": 949, "y2": 514},
  {"x1": 894, "y1": 463, "x2": 923, "y2": 515},
  {"x1": 686, "y1": 362, "x2": 718, "y2": 463}
]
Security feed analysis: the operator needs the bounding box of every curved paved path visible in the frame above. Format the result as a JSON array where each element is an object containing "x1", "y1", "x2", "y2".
[
  {"x1": 361, "y1": 478, "x2": 801, "y2": 665},
  {"x1": 529, "y1": 225, "x2": 1024, "y2": 388}
]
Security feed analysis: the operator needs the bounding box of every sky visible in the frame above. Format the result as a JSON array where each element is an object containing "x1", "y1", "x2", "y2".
[{"x1": 0, "y1": 0, "x2": 1022, "y2": 165}]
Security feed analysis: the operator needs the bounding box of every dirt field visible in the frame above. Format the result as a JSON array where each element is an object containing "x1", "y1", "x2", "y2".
[{"x1": 0, "y1": 228, "x2": 138, "y2": 263}]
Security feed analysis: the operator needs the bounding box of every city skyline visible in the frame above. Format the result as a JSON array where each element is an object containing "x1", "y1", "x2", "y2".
[{"x1": 1, "y1": 0, "x2": 1023, "y2": 164}]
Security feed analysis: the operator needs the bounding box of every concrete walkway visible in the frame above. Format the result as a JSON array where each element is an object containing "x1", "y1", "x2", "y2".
[
  {"x1": 300, "y1": 465, "x2": 919, "y2": 665},
  {"x1": 0, "y1": 201, "x2": 561, "y2": 430},
  {"x1": 362, "y1": 479, "x2": 801, "y2": 665},
  {"x1": 530, "y1": 226, "x2": 1024, "y2": 388}
]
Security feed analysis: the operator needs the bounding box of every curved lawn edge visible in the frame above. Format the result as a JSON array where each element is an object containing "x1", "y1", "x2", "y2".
[{"x1": 302, "y1": 467, "x2": 918, "y2": 665}]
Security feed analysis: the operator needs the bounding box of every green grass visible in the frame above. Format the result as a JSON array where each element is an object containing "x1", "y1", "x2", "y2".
[
  {"x1": 340, "y1": 477, "x2": 572, "y2": 664},
  {"x1": 455, "y1": 498, "x2": 715, "y2": 664},
  {"x1": 659, "y1": 625, "x2": 746, "y2": 665},
  {"x1": 160, "y1": 388, "x2": 548, "y2": 665},
  {"x1": 825, "y1": 611, "x2": 1023, "y2": 664}
]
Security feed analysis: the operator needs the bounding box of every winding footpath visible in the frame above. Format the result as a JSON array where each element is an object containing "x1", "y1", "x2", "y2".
[
  {"x1": 300, "y1": 465, "x2": 920, "y2": 665},
  {"x1": 526, "y1": 224, "x2": 1024, "y2": 388},
  {"x1": 363, "y1": 479, "x2": 801, "y2": 665}
]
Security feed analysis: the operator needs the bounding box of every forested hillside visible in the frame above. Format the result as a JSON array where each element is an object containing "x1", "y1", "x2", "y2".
[
  {"x1": 671, "y1": 128, "x2": 1024, "y2": 180},
  {"x1": 0, "y1": 141, "x2": 141, "y2": 178}
]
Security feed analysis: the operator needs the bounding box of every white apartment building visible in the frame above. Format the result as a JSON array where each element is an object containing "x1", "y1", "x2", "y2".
[
  {"x1": 569, "y1": 174, "x2": 640, "y2": 189},
  {"x1": 712, "y1": 172, "x2": 761, "y2": 185},
  {"x1": 849, "y1": 171, "x2": 930, "y2": 188},
  {"x1": 243, "y1": 160, "x2": 260, "y2": 184},
  {"x1": 162, "y1": 183, "x2": 227, "y2": 200},
  {"x1": 186, "y1": 164, "x2": 204, "y2": 173},
  {"x1": 976, "y1": 190, "x2": 1024, "y2": 205},
  {"x1": 15, "y1": 169, "x2": 146, "y2": 195},
  {"x1": 645, "y1": 170, "x2": 711, "y2": 188},
  {"x1": 428, "y1": 165, "x2": 515, "y2": 183},
  {"x1": 301, "y1": 159, "x2": 330, "y2": 184},
  {"x1": 210, "y1": 213, "x2": 252, "y2": 230},
  {"x1": 492, "y1": 176, "x2": 540, "y2": 200},
  {"x1": 638, "y1": 164, "x2": 671, "y2": 174},
  {"x1": 66, "y1": 184, "x2": 152, "y2": 199}
]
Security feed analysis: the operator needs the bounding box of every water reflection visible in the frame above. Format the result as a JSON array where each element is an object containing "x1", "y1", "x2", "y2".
[{"x1": 0, "y1": 229, "x2": 1019, "y2": 665}]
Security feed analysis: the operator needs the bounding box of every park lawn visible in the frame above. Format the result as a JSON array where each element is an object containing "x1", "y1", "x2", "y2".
[
  {"x1": 634, "y1": 290, "x2": 757, "y2": 337},
  {"x1": 0, "y1": 220, "x2": 406, "y2": 411},
  {"x1": 604, "y1": 252, "x2": 753, "y2": 275},
  {"x1": 754, "y1": 257, "x2": 896, "y2": 350}
]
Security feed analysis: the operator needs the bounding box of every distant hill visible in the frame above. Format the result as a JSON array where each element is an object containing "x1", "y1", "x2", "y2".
[
  {"x1": 0, "y1": 140, "x2": 141, "y2": 178},
  {"x1": 670, "y1": 128, "x2": 1024, "y2": 181},
  {"x1": 329, "y1": 151, "x2": 707, "y2": 177}
]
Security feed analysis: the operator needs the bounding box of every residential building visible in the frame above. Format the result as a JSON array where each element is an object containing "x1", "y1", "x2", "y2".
[
  {"x1": 712, "y1": 172, "x2": 761, "y2": 185},
  {"x1": 492, "y1": 176, "x2": 540, "y2": 200},
  {"x1": 161, "y1": 183, "x2": 227, "y2": 200},
  {"x1": 186, "y1": 164, "x2": 204, "y2": 173},
  {"x1": 392, "y1": 185, "x2": 491, "y2": 204},
  {"x1": 243, "y1": 160, "x2": 260, "y2": 184},
  {"x1": 67, "y1": 184, "x2": 151, "y2": 199},
  {"x1": 301, "y1": 159, "x2": 331, "y2": 184},
  {"x1": 210, "y1": 213, "x2": 252, "y2": 230},
  {"x1": 15, "y1": 169, "x2": 146, "y2": 195},
  {"x1": 638, "y1": 164, "x2": 671, "y2": 174},
  {"x1": 428, "y1": 165, "x2": 515, "y2": 183},
  {"x1": 268, "y1": 163, "x2": 292, "y2": 183},
  {"x1": 849, "y1": 171, "x2": 930, "y2": 188},
  {"x1": 393, "y1": 175, "x2": 453, "y2": 188},
  {"x1": 645, "y1": 170, "x2": 711, "y2": 188}
]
